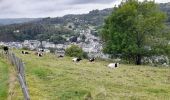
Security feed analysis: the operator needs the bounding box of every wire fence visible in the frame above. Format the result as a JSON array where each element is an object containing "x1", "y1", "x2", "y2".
[{"x1": 0, "y1": 50, "x2": 30, "y2": 100}]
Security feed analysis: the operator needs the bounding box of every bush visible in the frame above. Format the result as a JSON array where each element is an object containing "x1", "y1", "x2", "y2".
[
  {"x1": 65, "y1": 45, "x2": 86, "y2": 58},
  {"x1": 22, "y1": 47, "x2": 30, "y2": 50},
  {"x1": 49, "y1": 35, "x2": 66, "y2": 44},
  {"x1": 48, "y1": 48, "x2": 56, "y2": 53}
]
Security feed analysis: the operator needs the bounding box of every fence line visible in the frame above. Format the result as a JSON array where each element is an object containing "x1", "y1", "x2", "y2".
[{"x1": 0, "y1": 51, "x2": 30, "y2": 100}]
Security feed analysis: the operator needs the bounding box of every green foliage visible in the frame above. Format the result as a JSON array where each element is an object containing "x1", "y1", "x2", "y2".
[
  {"x1": 22, "y1": 47, "x2": 30, "y2": 50},
  {"x1": 164, "y1": 45, "x2": 170, "y2": 58},
  {"x1": 48, "y1": 47, "x2": 55, "y2": 53},
  {"x1": 0, "y1": 23, "x2": 74, "y2": 42},
  {"x1": 83, "y1": 52, "x2": 88, "y2": 59},
  {"x1": 49, "y1": 35, "x2": 66, "y2": 44},
  {"x1": 101, "y1": 0, "x2": 168, "y2": 65},
  {"x1": 65, "y1": 45, "x2": 85, "y2": 58}
]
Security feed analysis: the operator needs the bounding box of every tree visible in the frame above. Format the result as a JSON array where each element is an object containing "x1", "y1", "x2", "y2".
[
  {"x1": 49, "y1": 35, "x2": 66, "y2": 44},
  {"x1": 65, "y1": 45, "x2": 87, "y2": 58},
  {"x1": 101, "y1": 0, "x2": 167, "y2": 65}
]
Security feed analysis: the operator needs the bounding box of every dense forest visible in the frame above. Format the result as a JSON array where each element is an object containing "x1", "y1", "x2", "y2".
[{"x1": 0, "y1": 3, "x2": 170, "y2": 42}]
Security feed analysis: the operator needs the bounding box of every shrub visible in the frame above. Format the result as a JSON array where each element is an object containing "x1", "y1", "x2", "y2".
[
  {"x1": 22, "y1": 47, "x2": 30, "y2": 50},
  {"x1": 48, "y1": 48, "x2": 56, "y2": 53},
  {"x1": 65, "y1": 45, "x2": 86, "y2": 58}
]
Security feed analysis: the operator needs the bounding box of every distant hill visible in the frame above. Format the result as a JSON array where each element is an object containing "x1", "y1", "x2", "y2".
[
  {"x1": 0, "y1": 2, "x2": 170, "y2": 42},
  {"x1": 37, "y1": 8, "x2": 113, "y2": 27},
  {"x1": 160, "y1": 3, "x2": 170, "y2": 25},
  {"x1": 0, "y1": 8, "x2": 113, "y2": 42},
  {"x1": 0, "y1": 18, "x2": 41, "y2": 25}
]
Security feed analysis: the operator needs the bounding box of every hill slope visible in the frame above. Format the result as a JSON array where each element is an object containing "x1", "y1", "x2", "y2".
[{"x1": 13, "y1": 50, "x2": 170, "y2": 100}]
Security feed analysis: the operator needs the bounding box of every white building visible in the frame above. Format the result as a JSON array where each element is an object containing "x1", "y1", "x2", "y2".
[{"x1": 23, "y1": 40, "x2": 41, "y2": 50}]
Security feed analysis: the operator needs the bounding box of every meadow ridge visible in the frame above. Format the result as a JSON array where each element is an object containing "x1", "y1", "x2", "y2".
[{"x1": 10, "y1": 50, "x2": 170, "y2": 100}]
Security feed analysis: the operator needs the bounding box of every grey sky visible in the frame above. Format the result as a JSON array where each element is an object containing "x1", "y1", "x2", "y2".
[{"x1": 0, "y1": 0, "x2": 169, "y2": 18}]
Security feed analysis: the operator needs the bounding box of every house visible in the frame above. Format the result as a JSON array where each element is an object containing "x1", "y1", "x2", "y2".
[
  {"x1": 23, "y1": 40, "x2": 41, "y2": 50},
  {"x1": 42, "y1": 41, "x2": 55, "y2": 48},
  {"x1": 0, "y1": 42, "x2": 23, "y2": 49},
  {"x1": 56, "y1": 44, "x2": 65, "y2": 49}
]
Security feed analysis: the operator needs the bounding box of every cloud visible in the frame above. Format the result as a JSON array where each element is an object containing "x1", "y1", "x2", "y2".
[
  {"x1": 0, "y1": 0, "x2": 169, "y2": 18},
  {"x1": 68, "y1": 0, "x2": 114, "y2": 4},
  {"x1": 155, "y1": 0, "x2": 170, "y2": 3}
]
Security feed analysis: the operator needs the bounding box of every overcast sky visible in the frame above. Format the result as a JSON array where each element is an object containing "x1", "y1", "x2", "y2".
[{"x1": 0, "y1": 0, "x2": 169, "y2": 18}]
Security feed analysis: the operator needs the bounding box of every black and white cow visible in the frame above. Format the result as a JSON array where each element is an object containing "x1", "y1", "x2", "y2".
[
  {"x1": 89, "y1": 57, "x2": 95, "y2": 62},
  {"x1": 72, "y1": 57, "x2": 82, "y2": 62},
  {"x1": 58, "y1": 55, "x2": 64, "y2": 58},
  {"x1": 3, "y1": 46, "x2": 9, "y2": 54},
  {"x1": 38, "y1": 52, "x2": 43, "y2": 57},
  {"x1": 22, "y1": 51, "x2": 29, "y2": 54},
  {"x1": 107, "y1": 63, "x2": 119, "y2": 68}
]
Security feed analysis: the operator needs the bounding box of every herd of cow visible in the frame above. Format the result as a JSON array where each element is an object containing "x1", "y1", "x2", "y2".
[
  {"x1": 21, "y1": 50, "x2": 119, "y2": 68},
  {"x1": 22, "y1": 50, "x2": 43, "y2": 57},
  {"x1": 2, "y1": 46, "x2": 119, "y2": 68}
]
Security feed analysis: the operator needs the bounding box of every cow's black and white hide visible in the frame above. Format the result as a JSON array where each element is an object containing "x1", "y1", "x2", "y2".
[
  {"x1": 72, "y1": 57, "x2": 82, "y2": 62},
  {"x1": 40, "y1": 49, "x2": 44, "y2": 52},
  {"x1": 58, "y1": 55, "x2": 64, "y2": 58},
  {"x1": 107, "y1": 63, "x2": 119, "y2": 68},
  {"x1": 38, "y1": 49, "x2": 44, "y2": 52},
  {"x1": 89, "y1": 57, "x2": 95, "y2": 62},
  {"x1": 38, "y1": 52, "x2": 43, "y2": 57},
  {"x1": 22, "y1": 51, "x2": 29, "y2": 54}
]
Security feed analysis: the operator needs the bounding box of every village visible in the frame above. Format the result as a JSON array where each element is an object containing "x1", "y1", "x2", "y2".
[{"x1": 0, "y1": 28, "x2": 109, "y2": 59}]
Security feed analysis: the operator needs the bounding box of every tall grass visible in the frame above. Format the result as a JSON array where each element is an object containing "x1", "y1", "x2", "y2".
[
  {"x1": 0, "y1": 59, "x2": 8, "y2": 99},
  {"x1": 13, "y1": 50, "x2": 170, "y2": 100}
]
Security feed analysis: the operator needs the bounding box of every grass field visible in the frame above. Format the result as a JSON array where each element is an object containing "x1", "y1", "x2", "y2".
[
  {"x1": 0, "y1": 53, "x2": 23, "y2": 100},
  {"x1": 0, "y1": 59, "x2": 9, "y2": 99},
  {"x1": 12, "y1": 50, "x2": 170, "y2": 100}
]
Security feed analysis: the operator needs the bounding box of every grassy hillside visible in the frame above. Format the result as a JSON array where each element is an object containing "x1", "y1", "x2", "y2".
[
  {"x1": 12, "y1": 50, "x2": 170, "y2": 100},
  {"x1": 0, "y1": 52, "x2": 24, "y2": 100},
  {"x1": 0, "y1": 59, "x2": 9, "y2": 99}
]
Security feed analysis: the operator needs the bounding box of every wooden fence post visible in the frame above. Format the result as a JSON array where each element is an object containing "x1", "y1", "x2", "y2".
[
  {"x1": 4, "y1": 51, "x2": 30, "y2": 100},
  {"x1": 18, "y1": 74, "x2": 30, "y2": 100}
]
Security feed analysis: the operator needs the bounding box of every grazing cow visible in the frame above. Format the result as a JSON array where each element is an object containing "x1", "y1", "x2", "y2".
[
  {"x1": 38, "y1": 48, "x2": 44, "y2": 52},
  {"x1": 89, "y1": 57, "x2": 95, "y2": 62},
  {"x1": 35, "y1": 51, "x2": 43, "y2": 57},
  {"x1": 58, "y1": 55, "x2": 64, "y2": 58},
  {"x1": 108, "y1": 63, "x2": 119, "y2": 68},
  {"x1": 22, "y1": 51, "x2": 29, "y2": 54},
  {"x1": 25, "y1": 52, "x2": 29, "y2": 54},
  {"x1": 3, "y1": 46, "x2": 9, "y2": 54},
  {"x1": 37, "y1": 52, "x2": 43, "y2": 57},
  {"x1": 40, "y1": 49, "x2": 44, "y2": 52},
  {"x1": 72, "y1": 57, "x2": 82, "y2": 62}
]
